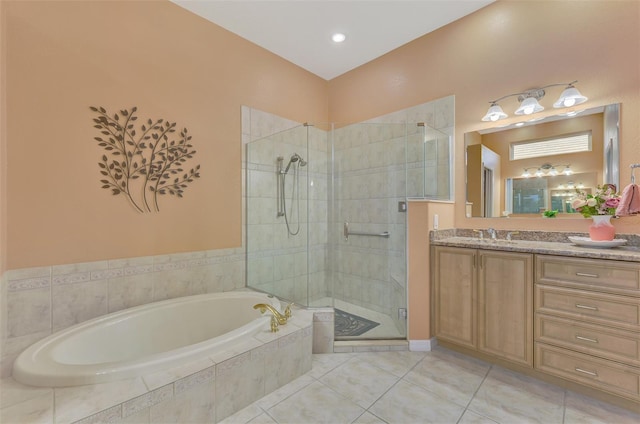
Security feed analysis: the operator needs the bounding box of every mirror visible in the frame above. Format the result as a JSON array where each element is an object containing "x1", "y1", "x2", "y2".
[{"x1": 465, "y1": 104, "x2": 620, "y2": 218}]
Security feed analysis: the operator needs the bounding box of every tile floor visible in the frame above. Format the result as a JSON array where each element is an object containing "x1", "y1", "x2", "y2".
[{"x1": 221, "y1": 347, "x2": 640, "y2": 424}]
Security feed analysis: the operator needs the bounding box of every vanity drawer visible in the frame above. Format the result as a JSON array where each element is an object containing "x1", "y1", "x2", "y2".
[
  {"x1": 536, "y1": 314, "x2": 640, "y2": 366},
  {"x1": 536, "y1": 343, "x2": 640, "y2": 401},
  {"x1": 535, "y1": 285, "x2": 640, "y2": 331},
  {"x1": 536, "y1": 255, "x2": 640, "y2": 295}
]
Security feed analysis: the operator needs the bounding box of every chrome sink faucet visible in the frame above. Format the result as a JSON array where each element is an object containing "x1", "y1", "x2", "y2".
[
  {"x1": 487, "y1": 228, "x2": 497, "y2": 240},
  {"x1": 506, "y1": 231, "x2": 520, "y2": 241},
  {"x1": 473, "y1": 229, "x2": 484, "y2": 240}
]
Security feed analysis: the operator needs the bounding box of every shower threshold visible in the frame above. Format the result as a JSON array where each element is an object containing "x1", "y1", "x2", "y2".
[{"x1": 333, "y1": 339, "x2": 409, "y2": 353}]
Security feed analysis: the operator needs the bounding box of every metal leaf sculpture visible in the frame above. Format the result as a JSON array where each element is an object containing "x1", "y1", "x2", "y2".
[{"x1": 90, "y1": 106, "x2": 201, "y2": 212}]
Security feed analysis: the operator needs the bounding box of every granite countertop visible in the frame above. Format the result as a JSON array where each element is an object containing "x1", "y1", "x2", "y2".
[{"x1": 430, "y1": 229, "x2": 640, "y2": 263}]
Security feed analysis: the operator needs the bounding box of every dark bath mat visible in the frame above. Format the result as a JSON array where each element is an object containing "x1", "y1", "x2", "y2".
[{"x1": 334, "y1": 308, "x2": 380, "y2": 337}]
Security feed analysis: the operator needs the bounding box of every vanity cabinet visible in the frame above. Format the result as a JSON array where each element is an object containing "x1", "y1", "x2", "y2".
[
  {"x1": 432, "y1": 247, "x2": 476, "y2": 349},
  {"x1": 534, "y1": 255, "x2": 640, "y2": 402},
  {"x1": 433, "y1": 246, "x2": 533, "y2": 366}
]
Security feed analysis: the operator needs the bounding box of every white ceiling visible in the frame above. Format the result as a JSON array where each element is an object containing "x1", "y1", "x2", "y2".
[{"x1": 171, "y1": 0, "x2": 495, "y2": 80}]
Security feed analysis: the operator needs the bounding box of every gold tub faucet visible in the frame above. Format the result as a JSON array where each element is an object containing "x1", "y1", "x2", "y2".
[{"x1": 253, "y1": 303, "x2": 289, "y2": 326}]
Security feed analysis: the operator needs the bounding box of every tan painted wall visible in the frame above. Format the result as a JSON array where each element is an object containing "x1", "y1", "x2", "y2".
[
  {"x1": 328, "y1": 0, "x2": 640, "y2": 234},
  {"x1": 407, "y1": 201, "x2": 454, "y2": 340},
  {"x1": 1, "y1": 1, "x2": 7, "y2": 275},
  {"x1": 1, "y1": 1, "x2": 328, "y2": 271}
]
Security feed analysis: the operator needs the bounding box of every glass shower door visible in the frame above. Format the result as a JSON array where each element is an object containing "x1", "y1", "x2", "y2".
[
  {"x1": 245, "y1": 125, "x2": 310, "y2": 305},
  {"x1": 329, "y1": 122, "x2": 409, "y2": 339}
]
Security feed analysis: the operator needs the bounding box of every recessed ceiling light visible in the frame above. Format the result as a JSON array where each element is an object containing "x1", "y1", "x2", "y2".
[{"x1": 331, "y1": 33, "x2": 346, "y2": 43}]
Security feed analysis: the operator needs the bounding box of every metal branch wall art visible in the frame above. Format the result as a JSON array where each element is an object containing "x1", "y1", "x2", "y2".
[{"x1": 90, "y1": 106, "x2": 201, "y2": 213}]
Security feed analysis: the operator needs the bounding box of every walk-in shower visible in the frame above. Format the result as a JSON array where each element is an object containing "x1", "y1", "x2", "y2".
[
  {"x1": 277, "y1": 153, "x2": 307, "y2": 236},
  {"x1": 246, "y1": 121, "x2": 451, "y2": 340}
]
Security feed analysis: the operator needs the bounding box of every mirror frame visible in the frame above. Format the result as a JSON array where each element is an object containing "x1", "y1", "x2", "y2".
[{"x1": 465, "y1": 103, "x2": 620, "y2": 218}]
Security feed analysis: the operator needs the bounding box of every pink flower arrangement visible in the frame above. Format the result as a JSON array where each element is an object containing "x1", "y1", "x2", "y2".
[{"x1": 571, "y1": 184, "x2": 620, "y2": 218}]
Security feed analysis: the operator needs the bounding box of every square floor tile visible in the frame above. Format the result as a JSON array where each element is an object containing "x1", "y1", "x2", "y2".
[
  {"x1": 266, "y1": 381, "x2": 364, "y2": 424},
  {"x1": 356, "y1": 350, "x2": 426, "y2": 377},
  {"x1": 404, "y1": 347, "x2": 490, "y2": 407},
  {"x1": 458, "y1": 409, "x2": 500, "y2": 424},
  {"x1": 369, "y1": 380, "x2": 465, "y2": 423},
  {"x1": 307, "y1": 353, "x2": 354, "y2": 379},
  {"x1": 319, "y1": 357, "x2": 400, "y2": 408},
  {"x1": 468, "y1": 366, "x2": 565, "y2": 424},
  {"x1": 563, "y1": 390, "x2": 640, "y2": 424},
  {"x1": 353, "y1": 411, "x2": 387, "y2": 423}
]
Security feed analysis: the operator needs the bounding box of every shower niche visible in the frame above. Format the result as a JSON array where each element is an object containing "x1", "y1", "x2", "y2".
[{"x1": 245, "y1": 115, "x2": 451, "y2": 340}]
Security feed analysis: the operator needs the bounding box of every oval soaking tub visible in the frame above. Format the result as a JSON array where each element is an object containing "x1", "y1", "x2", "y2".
[{"x1": 13, "y1": 291, "x2": 280, "y2": 387}]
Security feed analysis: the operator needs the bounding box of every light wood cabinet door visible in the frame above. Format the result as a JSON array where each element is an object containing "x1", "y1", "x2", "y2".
[
  {"x1": 433, "y1": 246, "x2": 477, "y2": 349},
  {"x1": 478, "y1": 251, "x2": 533, "y2": 366}
]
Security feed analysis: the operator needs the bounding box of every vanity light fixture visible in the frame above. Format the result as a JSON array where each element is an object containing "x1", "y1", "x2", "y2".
[
  {"x1": 521, "y1": 163, "x2": 572, "y2": 178},
  {"x1": 482, "y1": 81, "x2": 587, "y2": 122}
]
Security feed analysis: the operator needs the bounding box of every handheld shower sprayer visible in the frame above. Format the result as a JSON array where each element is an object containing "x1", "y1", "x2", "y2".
[
  {"x1": 277, "y1": 152, "x2": 307, "y2": 236},
  {"x1": 282, "y1": 153, "x2": 307, "y2": 174}
]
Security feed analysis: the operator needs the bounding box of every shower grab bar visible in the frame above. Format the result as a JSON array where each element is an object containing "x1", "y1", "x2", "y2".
[{"x1": 343, "y1": 222, "x2": 390, "y2": 240}]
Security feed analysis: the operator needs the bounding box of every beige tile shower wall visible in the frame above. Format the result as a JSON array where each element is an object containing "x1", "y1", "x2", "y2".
[
  {"x1": 0, "y1": 248, "x2": 245, "y2": 378},
  {"x1": 244, "y1": 107, "x2": 330, "y2": 305}
]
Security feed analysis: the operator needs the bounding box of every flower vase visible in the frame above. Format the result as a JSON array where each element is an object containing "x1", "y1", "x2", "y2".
[{"x1": 589, "y1": 215, "x2": 615, "y2": 241}]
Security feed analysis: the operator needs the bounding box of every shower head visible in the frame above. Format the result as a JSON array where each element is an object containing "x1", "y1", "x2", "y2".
[
  {"x1": 283, "y1": 153, "x2": 307, "y2": 174},
  {"x1": 291, "y1": 153, "x2": 307, "y2": 165}
]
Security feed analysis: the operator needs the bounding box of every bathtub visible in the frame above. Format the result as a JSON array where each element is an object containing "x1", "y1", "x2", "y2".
[{"x1": 13, "y1": 291, "x2": 281, "y2": 387}]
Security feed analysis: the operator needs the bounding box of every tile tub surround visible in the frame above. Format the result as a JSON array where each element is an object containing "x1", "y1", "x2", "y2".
[
  {"x1": 0, "y1": 248, "x2": 246, "y2": 378},
  {"x1": 431, "y1": 229, "x2": 640, "y2": 262},
  {"x1": 0, "y1": 308, "x2": 313, "y2": 424}
]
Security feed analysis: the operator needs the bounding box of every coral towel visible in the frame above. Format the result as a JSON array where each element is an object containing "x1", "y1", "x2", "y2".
[{"x1": 615, "y1": 184, "x2": 640, "y2": 216}]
